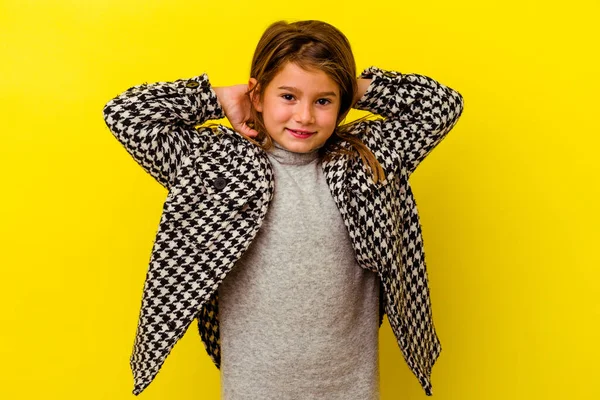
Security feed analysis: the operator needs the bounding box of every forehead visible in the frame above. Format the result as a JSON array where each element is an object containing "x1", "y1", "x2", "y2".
[{"x1": 269, "y1": 62, "x2": 339, "y2": 95}]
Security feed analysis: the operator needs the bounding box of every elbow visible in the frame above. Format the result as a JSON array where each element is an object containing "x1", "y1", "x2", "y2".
[
  {"x1": 453, "y1": 90, "x2": 465, "y2": 118},
  {"x1": 102, "y1": 96, "x2": 124, "y2": 132},
  {"x1": 430, "y1": 90, "x2": 464, "y2": 136},
  {"x1": 442, "y1": 89, "x2": 464, "y2": 131}
]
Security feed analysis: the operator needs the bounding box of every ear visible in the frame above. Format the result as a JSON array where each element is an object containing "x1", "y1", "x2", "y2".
[{"x1": 248, "y1": 78, "x2": 263, "y2": 112}]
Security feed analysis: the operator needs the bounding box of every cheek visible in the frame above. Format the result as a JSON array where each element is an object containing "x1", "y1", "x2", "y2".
[
  {"x1": 264, "y1": 102, "x2": 291, "y2": 124},
  {"x1": 318, "y1": 110, "x2": 339, "y2": 128}
]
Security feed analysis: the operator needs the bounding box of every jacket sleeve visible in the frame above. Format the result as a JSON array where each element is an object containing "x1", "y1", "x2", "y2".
[
  {"x1": 354, "y1": 66, "x2": 464, "y2": 176},
  {"x1": 102, "y1": 73, "x2": 225, "y2": 190}
]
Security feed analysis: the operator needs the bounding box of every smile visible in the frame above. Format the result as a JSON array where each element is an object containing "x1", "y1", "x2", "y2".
[{"x1": 286, "y1": 128, "x2": 316, "y2": 138}]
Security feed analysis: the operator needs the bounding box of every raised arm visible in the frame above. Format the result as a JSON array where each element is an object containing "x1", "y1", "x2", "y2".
[
  {"x1": 353, "y1": 66, "x2": 464, "y2": 176},
  {"x1": 102, "y1": 73, "x2": 225, "y2": 190}
]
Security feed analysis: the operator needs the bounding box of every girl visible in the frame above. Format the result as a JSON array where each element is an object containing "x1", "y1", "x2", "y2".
[{"x1": 103, "y1": 19, "x2": 464, "y2": 399}]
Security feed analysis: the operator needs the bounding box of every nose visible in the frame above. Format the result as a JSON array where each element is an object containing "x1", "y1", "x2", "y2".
[{"x1": 293, "y1": 102, "x2": 315, "y2": 125}]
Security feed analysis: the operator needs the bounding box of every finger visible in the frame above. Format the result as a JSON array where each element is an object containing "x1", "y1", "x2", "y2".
[
  {"x1": 239, "y1": 123, "x2": 259, "y2": 138},
  {"x1": 234, "y1": 124, "x2": 251, "y2": 138}
]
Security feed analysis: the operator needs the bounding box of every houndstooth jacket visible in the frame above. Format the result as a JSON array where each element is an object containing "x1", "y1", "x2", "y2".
[{"x1": 102, "y1": 66, "x2": 464, "y2": 396}]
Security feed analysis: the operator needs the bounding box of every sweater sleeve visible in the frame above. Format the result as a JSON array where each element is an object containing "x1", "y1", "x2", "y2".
[
  {"x1": 102, "y1": 73, "x2": 225, "y2": 189},
  {"x1": 354, "y1": 66, "x2": 464, "y2": 176}
]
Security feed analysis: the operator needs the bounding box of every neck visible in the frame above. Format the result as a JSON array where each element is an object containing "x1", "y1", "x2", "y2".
[{"x1": 266, "y1": 140, "x2": 321, "y2": 165}]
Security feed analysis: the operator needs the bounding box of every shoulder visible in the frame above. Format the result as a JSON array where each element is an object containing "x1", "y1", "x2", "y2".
[
  {"x1": 191, "y1": 124, "x2": 269, "y2": 172},
  {"x1": 192, "y1": 125, "x2": 257, "y2": 154}
]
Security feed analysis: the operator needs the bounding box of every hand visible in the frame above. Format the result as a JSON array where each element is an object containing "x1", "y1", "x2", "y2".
[
  {"x1": 353, "y1": 78, "x2": 372, "y2": 106},
  {"x1": 213, "y1": 85, "x2": 259, "y2": 138}
]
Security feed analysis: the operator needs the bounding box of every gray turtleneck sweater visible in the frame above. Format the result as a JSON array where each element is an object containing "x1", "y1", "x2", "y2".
[{"x1": 217, "y1": 139, "x2": 381, "y2": 400}]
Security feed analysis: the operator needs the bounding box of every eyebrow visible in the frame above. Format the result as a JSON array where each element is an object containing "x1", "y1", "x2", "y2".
[{"x1": 277, "y1": 86, "x2": 337, "y2": 97}]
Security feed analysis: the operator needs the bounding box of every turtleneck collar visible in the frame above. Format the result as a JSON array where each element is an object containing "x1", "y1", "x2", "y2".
[{"x1": 265, "y1": 139, "x2": 321, "y2": 166}]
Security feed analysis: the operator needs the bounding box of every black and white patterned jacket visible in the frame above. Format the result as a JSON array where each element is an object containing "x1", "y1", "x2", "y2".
[{"x1": 102, "y1": 66, "x2": 464, "y2": 396}]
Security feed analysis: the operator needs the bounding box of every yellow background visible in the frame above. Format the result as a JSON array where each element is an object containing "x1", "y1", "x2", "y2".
[{"x1": 1, "y1": 0, "x2": 598, "y2": 399}]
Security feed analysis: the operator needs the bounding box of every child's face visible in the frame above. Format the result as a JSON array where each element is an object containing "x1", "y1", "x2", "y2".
[{"x1": 252, "y1": 62, "x2": 341, "y2": 153}]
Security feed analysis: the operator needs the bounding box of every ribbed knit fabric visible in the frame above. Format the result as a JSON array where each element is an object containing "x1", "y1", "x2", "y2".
[{"x1": 217, "y1": 139, "x2": 381, "y2": 400}]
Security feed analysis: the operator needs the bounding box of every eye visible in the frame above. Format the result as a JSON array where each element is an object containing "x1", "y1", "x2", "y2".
[
  {"x1": 281, "y1": 94, "x2": 295, "y2": 101},
  {"x1": 317, "y1": 98, "x2": 332, "y2": 106}
]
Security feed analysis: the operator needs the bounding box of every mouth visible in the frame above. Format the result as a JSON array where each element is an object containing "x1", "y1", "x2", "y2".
[{"x1": 286, "y1": 128, "x2": 316, "y2": 138}]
